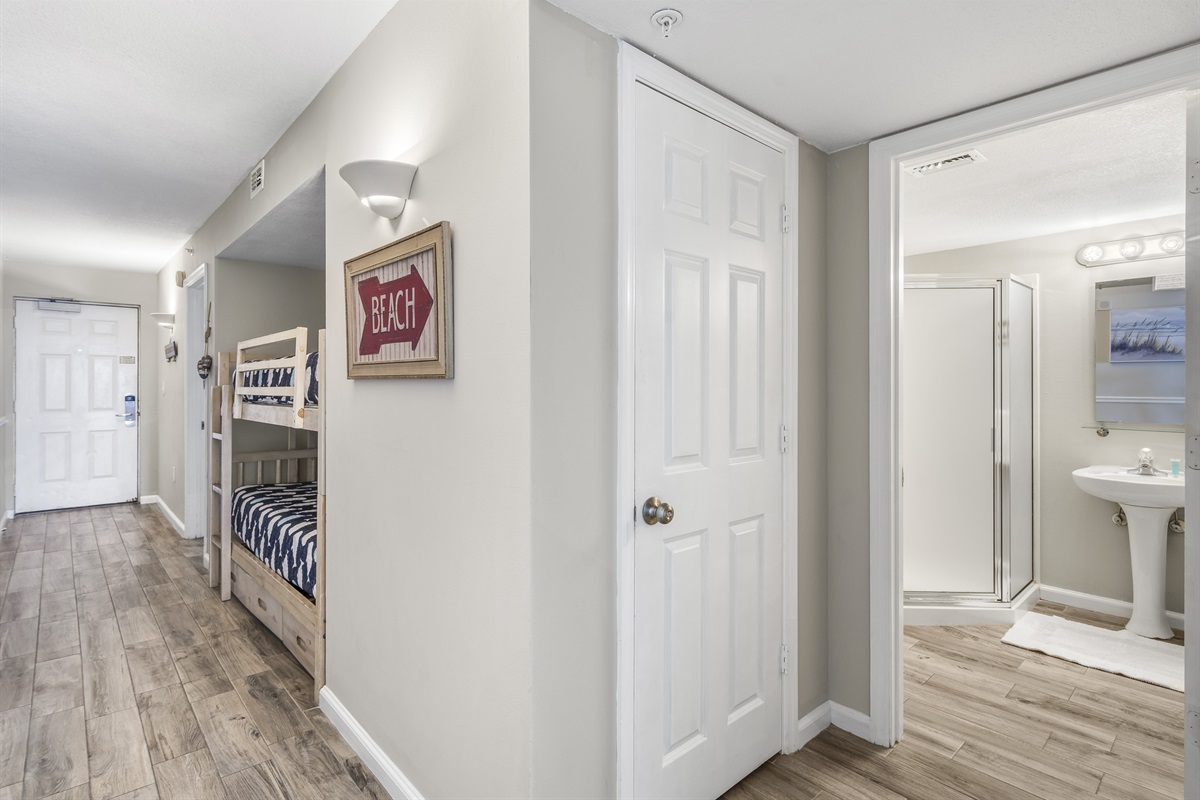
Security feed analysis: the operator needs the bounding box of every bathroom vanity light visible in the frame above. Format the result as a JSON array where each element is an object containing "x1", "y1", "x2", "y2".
[
  {"x1": 1076, "y1": 232, "x2": 1186, "y2": 267},
  {"x1": 338, "y1": 159, "x2": 418, "y2": 219}
]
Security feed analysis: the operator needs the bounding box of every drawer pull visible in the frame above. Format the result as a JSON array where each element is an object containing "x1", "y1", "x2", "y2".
[
  {"x1": 257, "y1": 598, "x2": 267, "y2": 611},
  {"x1": 296, "y1": 635, "x2": 308, "y2": 651}
]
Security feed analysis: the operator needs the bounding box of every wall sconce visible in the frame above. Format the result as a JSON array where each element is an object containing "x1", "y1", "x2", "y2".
[
  {"x1": 339, "y1": 159, "x2": 418, "y2": 219},
  {"x1": 1076, "y1": 232, "x2": 1185, "y2": 267},
  {"x1": 150, "y1": 312, "x2": 175, "y2": 332}
]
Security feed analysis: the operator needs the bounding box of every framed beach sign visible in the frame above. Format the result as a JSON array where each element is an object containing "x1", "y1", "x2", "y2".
[{"x1": 344, "y1": 221, "x2": 454, "y2": 378}]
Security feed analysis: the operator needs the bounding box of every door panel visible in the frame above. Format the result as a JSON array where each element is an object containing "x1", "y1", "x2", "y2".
[
  {"x1": 633, "y1": 82, "x2": 784, "y2": 799},
  {"x1": 902, "y1": 285, "x2": 998, "y2": 595},
  {"x1": 15, "y1": 300, "x2": 139, "y2": 512}
]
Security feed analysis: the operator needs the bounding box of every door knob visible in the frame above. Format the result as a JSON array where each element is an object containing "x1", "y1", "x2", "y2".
[{"x1": 642, "y1": 496, "x2": 675, "y2": 525}]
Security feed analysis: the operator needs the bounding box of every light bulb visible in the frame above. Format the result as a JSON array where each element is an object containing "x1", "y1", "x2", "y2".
[
  {"x1": 1119, "y1": 240, "x2": 1143, "y2": 259},
  {"x1": 1160, "y1": 235, "x2": 1183, "y2": 254},
  {"x1": 1077, "y1": 245, "x2": 1104, "y2": 264}
]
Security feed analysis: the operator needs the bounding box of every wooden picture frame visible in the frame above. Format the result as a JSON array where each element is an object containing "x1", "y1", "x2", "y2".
[{"x1": 344, "y1": 221, "x2": 454, "y2": 379}]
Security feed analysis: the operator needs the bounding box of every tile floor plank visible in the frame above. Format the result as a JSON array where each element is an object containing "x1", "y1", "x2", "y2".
[
  {"x1": 192, "y1": 690, "x2": 271, "y2": 777},
  {"x1": 32, "y1": 654, "x2": 84, "y2": 718},
  {"x1": 221, "y1": 761, "x2": 293, "y2": 800},
  {"x1": 24, "y1": 706, "x2": 88, "y2": 799},
  {"x1": 233, "y1": 671, "x2": 312, "y2": 745},
  {"x1": 81, "y1": 618, "x2": 125, "y2": 662},
  {"x1": 153, "y1": 748, "x2": 227, "y2": 800},
  {"x1": 0, "y1": 655, "x2": 35, "y2": 712},
  {"x1": 124, "y1": 641, "x2": 179, "y2": 695},
  {"x1": 86, "y1": 706, "x2": 155, "y2": 800},
  {"x1": 137, "y1": 685, "x2": 205, "y2": 765},
  {"x1": 0, "y1": 706, "x2": 30, "y2": 788},
  {"x1": 269, "y1": 730, "x2": 362, "y2": 800},
  {"x1": 83, "y1": 655, "x2": 136, "y2": 720}
]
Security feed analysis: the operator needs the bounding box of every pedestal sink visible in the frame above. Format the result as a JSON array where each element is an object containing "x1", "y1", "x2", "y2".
[{"x1": 1072, "y1": 465, "x2": 1183, "y2": 639}]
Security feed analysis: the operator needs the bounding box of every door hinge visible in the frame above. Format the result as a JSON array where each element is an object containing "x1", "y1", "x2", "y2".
[
  {"x1": 779, "y1": 424, "x2": 790, "y2": 454},
  {"x1": 780, "y1": 644, "x2": 789, "y2": 675},
  {"x1": 780, "y1": 204, "x2": 791, "y2": 233}
]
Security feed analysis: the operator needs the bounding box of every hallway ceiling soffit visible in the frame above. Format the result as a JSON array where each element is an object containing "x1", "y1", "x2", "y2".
[{"x1": 0, "y1": 0, "x2": 396, "y2": 273}]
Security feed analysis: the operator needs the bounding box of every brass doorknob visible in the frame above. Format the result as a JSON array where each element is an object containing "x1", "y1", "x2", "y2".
[{"x1": 642, "y1": 496, "x2": 675, "y2": 525}]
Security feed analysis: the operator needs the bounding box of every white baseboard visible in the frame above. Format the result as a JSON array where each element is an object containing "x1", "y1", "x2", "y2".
[
  {"x1": 139, "y1": 495, "x2": 189, "y2": 538},
  {"x1": 1041, "y1": 584, "x2": 1185, "y2": 629},
  {"x1": 320, "y1": 686, "x2": 423, "y2": 800},
  {"x1": 796, "y1": 701, "x2": 831, "y2": 750},
  {"x1": 904, "y1": 583, "x2": 1041, "y2": 627},
  {"x1": 829, "y1": 701, "x2": 872, "y2": 741}
]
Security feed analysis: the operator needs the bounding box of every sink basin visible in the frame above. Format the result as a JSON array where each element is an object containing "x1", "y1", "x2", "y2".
[
  {"x1": 1072, "y1": 463, "x2": 1183, "y2": 639},
  {"x1": 1071, "y1": 465, "x2": 1184, "y2": 509}
]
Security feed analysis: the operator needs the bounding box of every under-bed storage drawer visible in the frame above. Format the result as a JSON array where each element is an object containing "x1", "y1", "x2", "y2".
[
  {"x1": 231, "y1": 562, "x2": 283, "y2": 637},
  {"x1": 282, "y1": 606, "x2": 316, "y2": 674}
]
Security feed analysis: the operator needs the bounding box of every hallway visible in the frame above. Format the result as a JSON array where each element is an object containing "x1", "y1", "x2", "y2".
[{"x1": 0, "y1": 503, "x2": 385, "y2": 799}]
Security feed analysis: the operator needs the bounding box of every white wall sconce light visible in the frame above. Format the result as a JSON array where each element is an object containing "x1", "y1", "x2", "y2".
[
  {"x1": 339, "y1": 159, "x2": 418, "y2": 219},
  {"x1": 1076, "y1": 232, "x2": 1185, "y2": 267},
  {"x1": 150, "y1": 312, "x2": 175, "y2": 332}
]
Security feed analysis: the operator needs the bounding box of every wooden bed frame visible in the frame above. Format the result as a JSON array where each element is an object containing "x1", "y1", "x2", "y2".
[{"x1": 208, "y1": 327, "x2": 325, "y2": 700}]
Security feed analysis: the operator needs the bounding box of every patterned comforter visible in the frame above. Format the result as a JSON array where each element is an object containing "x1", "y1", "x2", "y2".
[
  {"x1": 242, "y1": 351, "x2": 319, "y2": 406},
  {"x1": 231, "y1": 482, "x2": 318, "y2": 598}
]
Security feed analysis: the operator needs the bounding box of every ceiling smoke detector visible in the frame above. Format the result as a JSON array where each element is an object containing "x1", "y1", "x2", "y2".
[
  {"x1": 904, "y1": 149, "x2": 987, "y2": 178},
  {"x1": 652, "y1": 9, "x2": 682, "y2": 38}
]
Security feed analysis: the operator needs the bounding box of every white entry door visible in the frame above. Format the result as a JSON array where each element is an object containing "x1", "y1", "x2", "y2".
[
  {"x1": 15, "y1": 300, "x2": 140, "y2": 513},
  {"x1": 633, "y1": 82, "x2": 785, "y2": 798}
]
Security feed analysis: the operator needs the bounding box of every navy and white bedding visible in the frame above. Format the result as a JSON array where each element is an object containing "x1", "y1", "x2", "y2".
[
  {"x1": 242, "y1": 351, "x2": 319, "y2": 406},
  {"x1": 231, "y1": 482, "x2": 318, "y2": 598}
]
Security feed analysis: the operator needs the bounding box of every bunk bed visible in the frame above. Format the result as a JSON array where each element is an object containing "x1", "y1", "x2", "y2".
[{"x1": 209, "y1": 327, "x2": 325, "y2": 699}]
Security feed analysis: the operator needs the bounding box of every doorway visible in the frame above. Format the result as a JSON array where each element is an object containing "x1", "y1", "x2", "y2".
[
  {"x1": 14, "y1": 298, "x2": 140, "y2": 512},
  {"x1": 184, "y1": 264, "x2": 209, "y2": 545},
  {"x1": 866, "y1": 43, "x2": 1199, "y2": 788},
  {"x1": 617, "y1": 43, "x2": 801, "y2": 799}
]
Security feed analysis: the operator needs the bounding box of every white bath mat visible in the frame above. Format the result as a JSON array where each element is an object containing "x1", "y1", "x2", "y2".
[{"x1": 1001, "y1": 612, "x2": 1184, "y2": 692}]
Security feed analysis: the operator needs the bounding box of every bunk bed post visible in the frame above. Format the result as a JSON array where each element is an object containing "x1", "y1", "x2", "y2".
[
  {"x1": 220, "y1": 383, "x2": 233, "y2": 601},
  {"x1": 315, "y1": 327, "x2": 326, "y2": 703}
]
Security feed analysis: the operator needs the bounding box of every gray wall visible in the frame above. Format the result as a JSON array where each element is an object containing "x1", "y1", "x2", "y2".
[
  {"x1": 795, "y1": 140, "x2": 831, "y2": 717},
  {"x1": 529, "y1": 2, "x2": 617, "y2": 795},
  {"x1": 2, "y1": 261, "x2": 160, "y2": 513},
  {"x1": 825, "y1": 144, "x2": 871, "y2": 716},
  {"x1": 907, "y1": 214, "x2": 1186, "y2": 613}
]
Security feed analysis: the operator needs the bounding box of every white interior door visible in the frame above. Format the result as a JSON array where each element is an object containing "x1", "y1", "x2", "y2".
[
  {"x1": 15, "y1": 300, "x2": 139, "y2": 513},
  {"x1": 902, "y1": 285, "x2": 998, "y2": 595},
  {"x1": 633, "y1": 82, "x2": 784, "y2": 798}
]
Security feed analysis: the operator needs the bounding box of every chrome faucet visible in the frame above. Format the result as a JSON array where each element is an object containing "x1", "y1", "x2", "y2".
[{"x1": 1130, "y1": 447, "x2": 1167, "y2": 476}]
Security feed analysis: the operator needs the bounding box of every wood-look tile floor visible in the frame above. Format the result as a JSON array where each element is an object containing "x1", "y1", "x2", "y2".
[
  {"x1": 728, "y1": 603, "x2": 1184, "y2": 800},
  {"x1": 0, "y1": 503, "x2": 387, "y2": 800}
]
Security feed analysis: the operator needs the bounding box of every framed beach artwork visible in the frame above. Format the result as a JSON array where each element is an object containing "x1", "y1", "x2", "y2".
[
  {"x1": 344, "y1": 221, "x2": 454, "y2": 379},
  {"x1": 1109, "y1": 305, "x2": 1185, "y2": 362}
]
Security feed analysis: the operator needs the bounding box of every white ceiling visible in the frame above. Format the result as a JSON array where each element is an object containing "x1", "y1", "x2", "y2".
[
  {"x1": 0, "y1": 0, "x2": 395, "y2": 273},
  {"x1": 902, "y1": 91, "x2": 1189, "y2": 255},
  {"x1": 1, "y1": 1, "x2": 1196, "y2": 273},
  {"x1": 548, "y1": 0, "x2": 1200, "y2": 153}
]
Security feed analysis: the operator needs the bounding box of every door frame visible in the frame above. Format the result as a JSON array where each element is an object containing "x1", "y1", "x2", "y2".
[
  {"x1": 866, "y1": 44, "x2": 1200, "y2": 760},
  {"x1": 13, "y1": 296, "x2": 141, "y2": 513},
  {"x1": 184, "y1": 264, "x2": 208, "y2": 542},
  {"x1": 616, "y1": 42, "x2": 801, "y2": 797}
]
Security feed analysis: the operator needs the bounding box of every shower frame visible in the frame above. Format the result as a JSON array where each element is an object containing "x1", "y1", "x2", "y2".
[{"x1": 902, "y1": 273, "x2": 1037, "y2": 608}]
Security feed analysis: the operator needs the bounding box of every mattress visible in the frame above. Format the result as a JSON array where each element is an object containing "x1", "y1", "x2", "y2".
[
  {"x1": 242, "y1": 351, "x2": 319, "y2": 406},
  {"x1": 230, "y1": 482, "x2": 318, "y2": 598}
]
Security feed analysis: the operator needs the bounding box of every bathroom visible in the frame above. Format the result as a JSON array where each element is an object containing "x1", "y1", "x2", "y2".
[{"x1": 900, "y1": 90, "x2": 1187, "y2": 645}]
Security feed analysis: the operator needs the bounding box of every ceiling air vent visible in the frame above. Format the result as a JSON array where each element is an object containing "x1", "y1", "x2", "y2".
[
  {"x1": 249, "y1": 159, "x2": 265, "y2": 198},
  {"x1": 904, "y1": 149, "x2": 987, "y2": 177}
]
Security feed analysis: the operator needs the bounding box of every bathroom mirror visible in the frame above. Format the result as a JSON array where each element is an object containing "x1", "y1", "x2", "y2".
[{"x1": 1094, "y1": 275, "x2": 1185, "y2": 425}]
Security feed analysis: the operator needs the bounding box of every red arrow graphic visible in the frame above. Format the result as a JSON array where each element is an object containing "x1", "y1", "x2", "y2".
[{"x1": 357, "y1": 266, "x2": 434, "y2": 355}]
